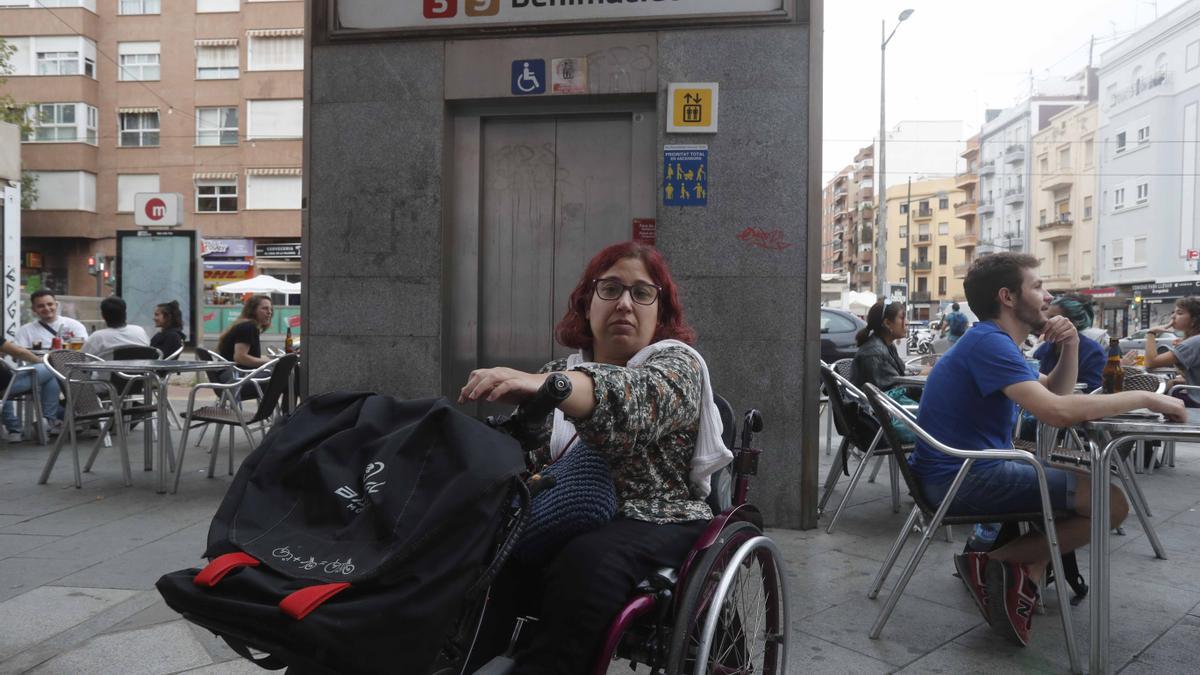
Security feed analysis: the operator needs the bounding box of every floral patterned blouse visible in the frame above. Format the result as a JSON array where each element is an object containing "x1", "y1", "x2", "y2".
[{"x1": 536, "y1": 345, "x2": 712, "y2": 525}]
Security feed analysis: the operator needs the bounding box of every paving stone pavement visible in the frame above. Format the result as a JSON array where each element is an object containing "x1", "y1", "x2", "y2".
[{"x1": 1, "y1": 406, "x2": 1199, "y2": 673}]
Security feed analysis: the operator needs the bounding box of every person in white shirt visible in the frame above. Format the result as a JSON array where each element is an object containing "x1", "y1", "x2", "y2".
[
  {"x1": 15, "y1": 290, "x2": 89, "y2": 349},
  {"x1": 82, "y1": 297, "x2": 150, "y2": 356}
]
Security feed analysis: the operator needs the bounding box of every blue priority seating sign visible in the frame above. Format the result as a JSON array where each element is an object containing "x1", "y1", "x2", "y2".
[{"x1": 663, "y1": 145, "x2": 708, "y2": 207}]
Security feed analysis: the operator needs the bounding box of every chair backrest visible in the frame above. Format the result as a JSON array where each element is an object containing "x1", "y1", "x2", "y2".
[
  {"x1": 832, "y1": 358, "x2": 853, "y2": 380},
  {"x1": 166, "y1": 345, "x2": 184, "y2": 360},
  {"x1": 107, "y1": 345, "x2": 162, "y2": 361},
  {"x1": 248, "y1": 354, "x2": 300, "y2": 423},
  {"x1": 819, "y1": 361, "x2": 883, "y2": 450},
  {"x1": 861, "y1": 383, "x2": 941, "y2": 517},
  {"x1": 45, "y1": 350, "x2": 109, "y2": 416},
  {"x1": 196, "y1": 346, "x2": 228, "y2": 363},
  {"x1": 195, "y1": 346, "x2": 231, "y2": 384},
  {"x1": 1124, "y1": 373, "x2": 1164, "y2": 393}
]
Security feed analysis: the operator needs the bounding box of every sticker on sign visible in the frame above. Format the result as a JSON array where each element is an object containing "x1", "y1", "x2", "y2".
[{"x1": 134, "y1": 193, "x2": 184, "y2": 227}]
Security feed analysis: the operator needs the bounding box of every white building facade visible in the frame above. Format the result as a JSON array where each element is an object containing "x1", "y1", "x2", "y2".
[{"x1": 1096, "y1": 0, "x2": 1200, "y2": 331}]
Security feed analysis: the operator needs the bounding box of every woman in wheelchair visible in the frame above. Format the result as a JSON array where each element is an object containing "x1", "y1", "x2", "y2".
[{"x1": 459, "y1": 241, "x2": 730, "y2": 674}]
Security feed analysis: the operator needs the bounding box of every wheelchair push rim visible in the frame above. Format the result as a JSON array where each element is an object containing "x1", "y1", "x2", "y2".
[{"x1": 667, "y1": 522, "x2": 788, "y2": 675}]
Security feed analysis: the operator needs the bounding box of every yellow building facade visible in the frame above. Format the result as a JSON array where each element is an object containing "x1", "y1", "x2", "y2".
[{"x1": 885, "y1": 178, "x2": 968, "y2": 320}]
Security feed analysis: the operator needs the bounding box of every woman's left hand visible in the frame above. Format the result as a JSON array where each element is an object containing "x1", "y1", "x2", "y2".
[{"x1": 458, "y1": 367, "x2": 546, "y2": 405}]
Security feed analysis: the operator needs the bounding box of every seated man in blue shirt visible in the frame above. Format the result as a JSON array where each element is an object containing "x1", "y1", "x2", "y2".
[{"x1": 911, "y1": 252, "x2": 1184, "y2": 647}]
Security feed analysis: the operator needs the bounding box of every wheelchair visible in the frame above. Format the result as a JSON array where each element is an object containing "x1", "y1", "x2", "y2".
[{"x1": 474, "y1": 392, "x2": 790, "y2": 675}]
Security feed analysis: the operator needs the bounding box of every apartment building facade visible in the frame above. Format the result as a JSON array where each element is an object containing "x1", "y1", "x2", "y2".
[
  {"x1": 953, "y1": 134, "x2": 979, "y2": 282},
  {"x1": 1030, "y1": 102, "x2": 1098, "y2": 294},
  {"x1": 0, "y1": 0, "x2": 303, "y2": 302},
  {"x1": 1096, "y1": 0, "x2": 1200, "y2": 331},
  {"x1": 884, "y1": 178, "x2": 967, "y2": 320},
  {"x1": 976, "y1": 76, "x2": 1093, "y2": 256},
  {"x1": 820, "y1": 144, "x2": 876, "y2": 291}
]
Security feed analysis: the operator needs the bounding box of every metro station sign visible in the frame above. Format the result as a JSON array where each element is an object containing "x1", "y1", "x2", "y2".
[{"x1": 333, "y1": 0, "x2": 793, "y2": 36}]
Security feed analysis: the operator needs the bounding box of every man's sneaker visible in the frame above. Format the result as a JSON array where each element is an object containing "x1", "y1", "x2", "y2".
[
  {"x1": 984, "y1": 558, "x2": 1037, "y2": 646},
  {"x1": 953, "y1": 552, "x2": 992, "y2": 625},
  {"x1": 3, "y1": 430, "x2": 23, "y2": 443},
  {"x1": 44, "y1": 419, "x2": 64, "y2": 436}
]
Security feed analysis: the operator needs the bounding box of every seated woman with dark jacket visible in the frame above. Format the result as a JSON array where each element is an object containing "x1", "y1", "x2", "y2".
[{"x1": 850, "y1": 300, "x2": 911, "y2": 393}]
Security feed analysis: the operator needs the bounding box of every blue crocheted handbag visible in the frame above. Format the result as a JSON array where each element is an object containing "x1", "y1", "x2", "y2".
[{"x1": 512, "y1": 443, "x2": 617, "y2": 566}]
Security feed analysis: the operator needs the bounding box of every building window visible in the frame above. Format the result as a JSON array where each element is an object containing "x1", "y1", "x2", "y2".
[
  {"x1": 1058, "y1": 147, "x2": 1070, "y2": 170},
  {"x1": 119, "y1": 0, "x2": 160, "y2": 14},
  {"x1": 899, "y1": 203, "x2": 908, "y2": 214},
  {"x1": 938, "y1": 245, "x2": 947, "y2": 265},
  {"x1": 1039, "y1": 209, "x2": 1047, "y2": 225},
  {"x1": 117, "y1": 174, "x2": 160, "y2": 212},
  {"x1": 938, "y1": 196, "x2": 949, "y2": 209},
  {"x1": 196, "y1": 0, "x2": 238, "y2": 12},
  {"x1": 1084, "y1": 139, "x2": 1094, "y2": 166},
  {"x1": 196, "y1": 44, "x2": 238, "y2": 79},
  {"x1": 196, "y1": 107, "x2": 238, "y2": 146},
  {"x1": 37, "y1": 51, "x2": 84, "y2": 76},
  {"x1": 119, "y1": 111, "x2": 159, "y2": 147},
  {"x1": 196, "y1": 180, "x2": 238, "y2": 212},
  {"x1": 1134, "y1": 237, "x2": 1147, "y2": 265},
  {"x1": 1039, "y1": 156, "x2": 1049, "y2": 174},
  {"x1": 898, "y1": 225, "x2": 908, "y2": 238},
  {"x1": 1083, "y1": 195, "x2": 1093, "y2": 220},
  {"x1": 1115, "y1": 131, "x2": 1127, "y2": 154},
  {"x1": 1113, "y1": 187, "x2": 1125, "y2": 211},
  {"x1": 938, "y1": 276, "x2": 947, "y2": 295},
  {"x1": 1057, "y1": 254, "x2": 1069, "y2": 275},
  {"x1": 1136, "y1": 182, "x2": 1149, "y2": 204},
  {"x1": 118, "y1": 42, "x2": 160, "y2": 81},
  {"x1": 246, "y1": 174, "x2": 302, "y2": 210},
  {"x1": 1110, "y1": 239, "x2": 1123, "y2": 269},
  {"x1": 247, "y1": 34, "x2": 303, "y2": 71},
  {"x1": 246, "y1": 99, "x2": 303, "y2": 139},
  {"x1": 1189, "y1": 40, "x2": 1200, "y2": 72},
  {"x1": 938, "y1": 221, "x2": 949, "y2": 235},
  {"x1": 23, "y1": 103, "x2": 96, "y2": 144},
  {"x1": 1137, "y1": 125, "x2": 1150, "y2": 145}
]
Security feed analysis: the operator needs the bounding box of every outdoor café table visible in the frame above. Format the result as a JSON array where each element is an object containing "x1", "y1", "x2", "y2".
[
  {"x1": 64, "y1": 360, "x2": 231, "y2": 494},
  {"x1": 892, "y1": 375, "x2": 927, "y2": 388},
  {"x1": 1080, "y1": 408, "x2": 1200, "y2": 674}
]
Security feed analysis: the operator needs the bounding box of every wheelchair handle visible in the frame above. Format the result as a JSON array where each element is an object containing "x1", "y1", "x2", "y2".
[{"x1": 487, "y1": 372, "x2": 573, "y2": 445}]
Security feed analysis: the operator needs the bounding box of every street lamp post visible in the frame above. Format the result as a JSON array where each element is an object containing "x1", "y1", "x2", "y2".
[{"x1": 876, "y1": 8, "x2": 914, "y2": 299}]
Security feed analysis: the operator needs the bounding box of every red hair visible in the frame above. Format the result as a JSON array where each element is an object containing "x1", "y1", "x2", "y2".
[{"x1": 555, "y1": 241, "x2": 696, "y2": 350}]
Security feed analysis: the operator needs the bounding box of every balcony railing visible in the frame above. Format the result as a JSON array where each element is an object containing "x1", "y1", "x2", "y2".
[
  {"x1": 911, "y1": 260, "x2": 932, "y2": 272},
  {"x1": 1041, "y1": 170, "x2": 1073, "y2": 193},
  {"x1": 1037, "y1": 214, "x2": 1073, "y2": 241},
  {"x1": 954, "y1": 200, "x2": 977, "y2": 217},
  {"x1": 1108, "y1": 72, "x2": 1171, "y2": 111},
  {"x1": 955, "y1": 171, "x2": 978, "y2": 189},
  {"x1": 1003, "y1": 188, "x2": 1025, "y2": 205},
  {"x1": 910, "y1": 290, "x2": 932, "y2": 302},
  {"x1": 913, "y1": 233, "x2": 932, "y2": 245},
  {"x1": 912, "y1": 206, "x2": 934, "y2": 221},
  {"x1": 954, "y1": 231, "x2": 978, "y2": 248},
  {"x1": 953, "y1": 264, "x2": 969, "y2": 278},
  {"x1": 977, "y1": 200, "x2": 995, "y2": 216},
  {"x1": 978, "y1": 162, "x2": 996, "y2": 177},
  {"x1": 1005, "y1": 144, "x2": 1025, "y2": 163}
]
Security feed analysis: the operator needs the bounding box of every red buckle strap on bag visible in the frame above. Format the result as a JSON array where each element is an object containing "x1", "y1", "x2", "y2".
[
  {"x1": 193, "y1": 552, "x2": 260, "y2": 588},
  {"x1": 279, "y1": 583, "x2": 352, "y2": 620}
]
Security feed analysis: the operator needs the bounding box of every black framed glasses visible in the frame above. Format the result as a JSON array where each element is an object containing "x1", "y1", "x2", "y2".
[{"x1": 593, "y1": 278, "x2": 661, "y2": 306}]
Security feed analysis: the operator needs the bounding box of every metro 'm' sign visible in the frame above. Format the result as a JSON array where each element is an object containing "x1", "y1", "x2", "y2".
[{"x1": 133, "y1": 193, "x2": 184, "y2": 227}]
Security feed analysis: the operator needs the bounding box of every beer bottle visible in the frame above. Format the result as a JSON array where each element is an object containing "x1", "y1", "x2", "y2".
[
  {"x1": 284, "y1": 327, "x2": 294, "y2": 354},
  {"x1": 1102, "y1": 337, "x2": 1124, "y2": 393}
]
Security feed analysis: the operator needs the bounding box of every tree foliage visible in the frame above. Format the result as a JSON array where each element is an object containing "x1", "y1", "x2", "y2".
[{"x1": 0, "y1": 38, "x2": 29, "y2": 132}]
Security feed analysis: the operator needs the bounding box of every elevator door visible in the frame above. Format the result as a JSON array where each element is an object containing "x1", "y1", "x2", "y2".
[{"x1": 447, "y1": 109, "x2": 654, "y2": 406}]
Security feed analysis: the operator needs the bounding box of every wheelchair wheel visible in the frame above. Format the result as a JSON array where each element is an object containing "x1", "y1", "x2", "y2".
[{"x1": 666, "y1": 521, "x2": 788, "y2": 674}]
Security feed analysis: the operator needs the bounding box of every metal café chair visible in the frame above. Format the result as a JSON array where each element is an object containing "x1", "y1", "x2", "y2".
[
  {"x1": 860, "y1": 383, "x2": 1082, "y2": 674},
  {"x1": 1163, "y1": 384, "x2": 1200, "y2": 468},
  {"x1": 0, "y1": 359, "x2": 49, "y2": 446},
  {"x1": 38, "y1": 350, "x2": 133, "y2": 488},
  {"x1": 172, "y1": 354, "x2": 298, "y2": 493},
  {"x1": 818, "y1": 362, "x2": 911, "y2": 533}
]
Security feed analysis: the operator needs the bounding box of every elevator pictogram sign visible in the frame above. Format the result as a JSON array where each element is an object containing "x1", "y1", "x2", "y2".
[{"x1": 667, "y1": 83, "x2": 719, "y2": 133}]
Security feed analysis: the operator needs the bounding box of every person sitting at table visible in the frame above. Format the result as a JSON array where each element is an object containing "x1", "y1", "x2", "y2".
[
  {"x1": 0, "y1": 337, "x2": 63, "y2": 441},
  {"x1": 82, "y1": 297, "x2": 149, "y2": 356},
  {"x1": 911, "y1": 252, "x2": 1185, "y2": 648},
  {"x1": 850, "y1": 299, "x2": 922, "y2": 393},
  {"x1": 150, "y1": 300, "x2": 186, "y2": 358},
  {"x1": 1136, "y1": 296, "x2": 1200, "y2": 407},
  {"x1": 1033, "y1": 295, "x2": 1105, "y2": 393},
  {"x1": 15, "y1": 289, "x2": 89, "y2": 349},
  {"x1": 217, "y1": 295, "x2": 274, "y2": 369}
]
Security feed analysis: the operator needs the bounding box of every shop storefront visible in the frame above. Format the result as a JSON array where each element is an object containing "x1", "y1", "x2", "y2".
[
  {"x1": 1081, "y1": 286, "x2": 1133, "y2": 339},
  {"x1": 1133, "y1": 280, "x2": 1200, "y2": 330},
  {"x1": 201, "y1": 238, "x2": 255, "y2": 305},
  {"x1": 254, "y1": 241, "x2": 301, "y2": 308}
]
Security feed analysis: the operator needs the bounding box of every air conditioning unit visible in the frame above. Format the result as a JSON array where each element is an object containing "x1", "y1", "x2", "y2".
[{"x1": 859, "y1": 265, "x2": 873, "y2": 273}]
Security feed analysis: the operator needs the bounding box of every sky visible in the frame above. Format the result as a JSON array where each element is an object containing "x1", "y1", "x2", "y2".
[{"x1": 822, "y1": 0, "x2": 1191, "y2": 180}]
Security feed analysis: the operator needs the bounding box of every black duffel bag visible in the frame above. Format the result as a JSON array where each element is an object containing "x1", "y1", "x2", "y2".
[{"x1": 157, "y1": 391, "x2": 527, "y2": 675}]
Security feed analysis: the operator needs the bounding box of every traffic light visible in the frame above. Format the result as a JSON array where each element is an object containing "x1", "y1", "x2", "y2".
[{"x1": 87, "y1": 255, "x2": 98, "y2": 276}]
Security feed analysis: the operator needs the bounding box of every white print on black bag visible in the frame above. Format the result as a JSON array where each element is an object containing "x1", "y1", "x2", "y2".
[{"x1": 333, "y1": 462, "x2": 388, "y2": 514}]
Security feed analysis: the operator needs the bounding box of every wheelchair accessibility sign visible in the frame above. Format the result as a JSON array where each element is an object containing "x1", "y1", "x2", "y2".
[
  {"x1": 663, "y1": 145, "x2": 708, "y2": 207},
  {"x1": 511, "y1": 59, "x2": 546, "y2": 95}
]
